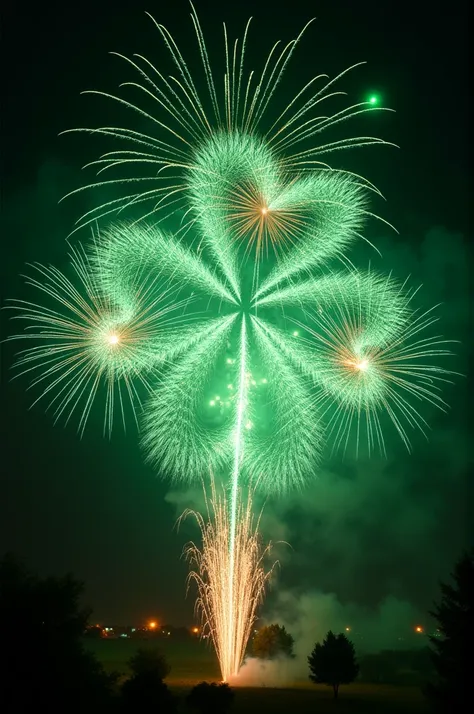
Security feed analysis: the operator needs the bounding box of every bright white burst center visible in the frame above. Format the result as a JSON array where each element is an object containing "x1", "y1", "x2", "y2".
[
  {"x1": 355, "y1": 358, "x2": 369, "y2": 371},
  {"x1": 108, "y1": 333, "x2": 120, "y2": 345},
  {"x1": 261, "y1": 206, "x2": 268, "y2": 215}
]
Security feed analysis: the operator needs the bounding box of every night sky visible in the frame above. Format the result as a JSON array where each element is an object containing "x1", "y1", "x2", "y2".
[{"x1": 1, "y1": 0, "x2": 471, "y2": 646}]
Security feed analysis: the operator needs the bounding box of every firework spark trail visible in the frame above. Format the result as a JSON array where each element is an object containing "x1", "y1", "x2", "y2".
[
  {"x1": 5, "y1": 243, "x2": 207, "y2": 435},
  {"x1": 252, "y1": 270, "x2": 456, "y2": 456},
  {"x1": 182, "y1": 481, "x2": 275, "y2": 681},
  {"x1": 141, "y1": 313, "x2": 238, "y2": 478}
]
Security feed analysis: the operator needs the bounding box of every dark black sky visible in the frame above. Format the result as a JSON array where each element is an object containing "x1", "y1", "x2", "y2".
[{"x1": 1, "y1": 0, "x2": 472, "y2": 636}]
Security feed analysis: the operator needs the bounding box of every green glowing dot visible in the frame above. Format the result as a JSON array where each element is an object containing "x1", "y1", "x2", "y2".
[
  {"x1": 225, "y1": 401, "x2": 230, "y2": 406},
  {"x1": 226, "y1": 358, "x2": 233, "y2": 364},
  {"x1": 227, "y1": 384, "x2": 233, "y2": 389},
  {"x1": 261, "y1": 378, "x2": 267, "y2": 384},
  {"x1": 293, "y1": 330, "x2": 299, "y2": 337},
  {"x1": 251, "y1": 379, "x2": 257, "y2": 386},
  {"x1": 215, "y1": 395, "x2": 220, "y2": 401},
  {"x1": 368, "y1": 95, "x2": 378, "y2": 105},
  {"x1": 210, "y1": 400, "x2": 215, "y2": 406},
  {"x1": 245, "y1": 421, "x2": 253, "y2": 430}
]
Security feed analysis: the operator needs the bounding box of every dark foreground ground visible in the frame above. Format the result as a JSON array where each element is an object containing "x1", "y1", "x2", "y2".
[
  {"x1": 85, "y1": 638, "x2": 429, "y2": 713},
  {"x1": 194, "y1": 685, "x2": 428, "y2": 713}
]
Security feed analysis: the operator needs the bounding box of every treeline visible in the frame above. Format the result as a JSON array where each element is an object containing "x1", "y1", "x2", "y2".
[{"x1": 1, "y1": 550, "x2": 472, "y2": 712}]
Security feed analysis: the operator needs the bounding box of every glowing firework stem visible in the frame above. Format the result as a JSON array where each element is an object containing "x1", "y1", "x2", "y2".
[{"x1": 228, "y1": 315, "x2": 248, "y2": 672}]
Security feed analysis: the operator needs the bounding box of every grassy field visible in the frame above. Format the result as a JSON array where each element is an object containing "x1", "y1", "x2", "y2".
[
  {"x1": 85, "y1": 636, "x2": 220, "y2": 683},
  {"x1": 85, "y1": 638, "x2": 429, "y2": 713}
]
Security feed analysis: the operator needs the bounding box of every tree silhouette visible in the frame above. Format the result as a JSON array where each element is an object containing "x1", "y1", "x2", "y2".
[
  {"x1": 425, "y1": 550, "x2": 473, "y2": 712},
  {"x1": 121, "y1": 647, "x2": 176, "y2": 712},
  {"x1": 0, "y1": 553, "x2": 116, "y2": 713},
  {"x1": 186, "y1": 682, "x2": 234, "y2": 714},
  {"x1": 308, "y1": 630, "x2": 359, "y2": 699},
  {"x1": 252, "y1": 623, "x2": 294, "y2": 659},
  {"x1": 128, "y1": 647, "x2": 171, "y2": 680}
]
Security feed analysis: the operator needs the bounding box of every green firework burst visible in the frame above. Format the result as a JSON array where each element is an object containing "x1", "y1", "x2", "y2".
[
  {"x1": 8, "y1": 10, "x2": 455, "y2": 489},
  {"x1": 7, "y1": 6, "x2": 458, "y2": 683},
  {"x1": 60, "y1": 4, "x2": 396, "y2": 251},
  {"x1": 8, "y1": 229, "x2": 455, "y2": 489}
]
